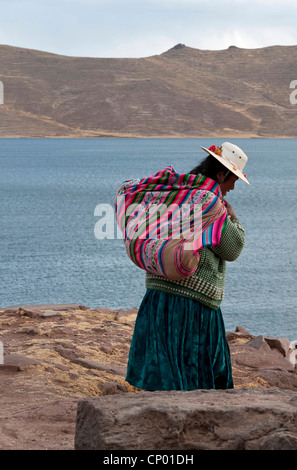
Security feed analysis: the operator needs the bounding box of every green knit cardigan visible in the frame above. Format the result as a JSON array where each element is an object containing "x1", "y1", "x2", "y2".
[{"x1": 145, "y1": 217, "x2": 246, "y2": 310}]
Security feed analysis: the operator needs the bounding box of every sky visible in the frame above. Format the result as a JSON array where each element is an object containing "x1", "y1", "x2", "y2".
[{"x1": 0, "y1": 0, "x2": 297, "y2": 58}]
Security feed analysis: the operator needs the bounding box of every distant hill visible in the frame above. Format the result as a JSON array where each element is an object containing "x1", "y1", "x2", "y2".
[{"x1": 0, "y1": 43, "x2": 297, "y2": 138}]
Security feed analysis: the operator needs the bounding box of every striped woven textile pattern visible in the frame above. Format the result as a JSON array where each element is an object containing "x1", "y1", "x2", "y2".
[{"x1": 115, "y1": 166, "x2": 227, "y2": 280}]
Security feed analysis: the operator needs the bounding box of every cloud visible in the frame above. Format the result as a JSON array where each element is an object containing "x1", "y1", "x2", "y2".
[
  {"x1": 190, "y1": 25, "x2": 297, "y2": 51},
  {"x1": 146, "y1": 0, "x2": 297, "y2": 6},
  {"x1": 0, "y1": 0, "x2": 296, "y2": 58},
  {"x1": 244, "y1": 0, "x2": 297, "y2": 4}
]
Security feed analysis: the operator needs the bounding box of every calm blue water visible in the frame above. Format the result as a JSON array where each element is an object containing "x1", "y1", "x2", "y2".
[{"x1": 1, "y1": 138, "x2": 297, "y2": 340}]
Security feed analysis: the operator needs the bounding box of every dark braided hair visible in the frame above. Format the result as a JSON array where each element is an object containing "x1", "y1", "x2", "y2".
[{"x1": 189, "y1": 155, "x2": 232, "y2": 182}]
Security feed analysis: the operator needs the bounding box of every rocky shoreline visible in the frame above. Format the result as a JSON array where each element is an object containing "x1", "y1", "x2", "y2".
[{"x1": 1, "y1": 303, "x2": 297, "y2": 450}]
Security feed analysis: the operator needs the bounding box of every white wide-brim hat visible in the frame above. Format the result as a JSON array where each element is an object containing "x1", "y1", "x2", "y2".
[{"x1": 201, "y1": 142, "x2": 250, "y2": 185}]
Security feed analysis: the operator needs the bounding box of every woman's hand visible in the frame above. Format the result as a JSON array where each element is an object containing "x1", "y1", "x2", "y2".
[{"x1": 224, "y1": 200, "x2": 236, "y2": 218}]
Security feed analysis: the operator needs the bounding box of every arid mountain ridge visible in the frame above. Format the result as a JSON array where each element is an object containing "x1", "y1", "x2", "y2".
[{"x1": 0, "y1": 42, "x2": 297, "y2": 138}]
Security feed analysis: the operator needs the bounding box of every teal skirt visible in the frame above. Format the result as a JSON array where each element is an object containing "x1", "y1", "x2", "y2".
[{"x1": 126, "y1": 289, "x2": 233, "y2": 391}]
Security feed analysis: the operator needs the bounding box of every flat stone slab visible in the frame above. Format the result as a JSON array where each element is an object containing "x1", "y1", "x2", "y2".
[
  {"x1": 0, "y1": 354, "x2": 42, "y2": 372},
  {"x1": 41, "y1": 311, "x2": 62, "y2": 318},
  {"x1": 73, "y1": 358, "x2": 126, "y2": 376},
  {"x1": 75, "y1": 388, "x2": 297, "y2": 450}
]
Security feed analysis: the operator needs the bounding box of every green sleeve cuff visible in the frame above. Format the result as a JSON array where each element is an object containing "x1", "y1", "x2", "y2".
[{"x1": 211, "y1": 217, "x2": 245, "y2": 261}]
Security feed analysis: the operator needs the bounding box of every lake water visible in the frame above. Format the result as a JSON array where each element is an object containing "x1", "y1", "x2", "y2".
[{"x1": 1, "y1": 138, "x2": 297, "y2": 340}]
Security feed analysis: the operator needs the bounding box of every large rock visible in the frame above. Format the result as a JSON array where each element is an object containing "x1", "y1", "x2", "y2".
[
  {"x1": 75, "y1": 388, "x2": 297, "y2": 451},
  {"x1": 227, "y1": 329, "x2": 297, "y2": 390}
]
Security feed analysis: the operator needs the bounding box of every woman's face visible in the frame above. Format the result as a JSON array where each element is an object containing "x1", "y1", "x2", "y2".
[{"x1": 217, "y1": 171, "x2": 239, "y2": 197}]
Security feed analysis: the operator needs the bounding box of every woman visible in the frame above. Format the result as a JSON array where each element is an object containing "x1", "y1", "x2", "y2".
[{"x1": 125, "y1": 142, "x2": 249, "y2": 391}]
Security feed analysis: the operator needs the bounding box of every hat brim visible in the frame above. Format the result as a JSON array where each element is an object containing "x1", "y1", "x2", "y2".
[{"x1": 201, "y1": 146, "x2": 250, "y2": 185}]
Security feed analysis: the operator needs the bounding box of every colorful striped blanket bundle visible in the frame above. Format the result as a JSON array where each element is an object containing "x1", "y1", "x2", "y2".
[{"x1": 115, "y1": 166, "x2": 227, "y2": 281}]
